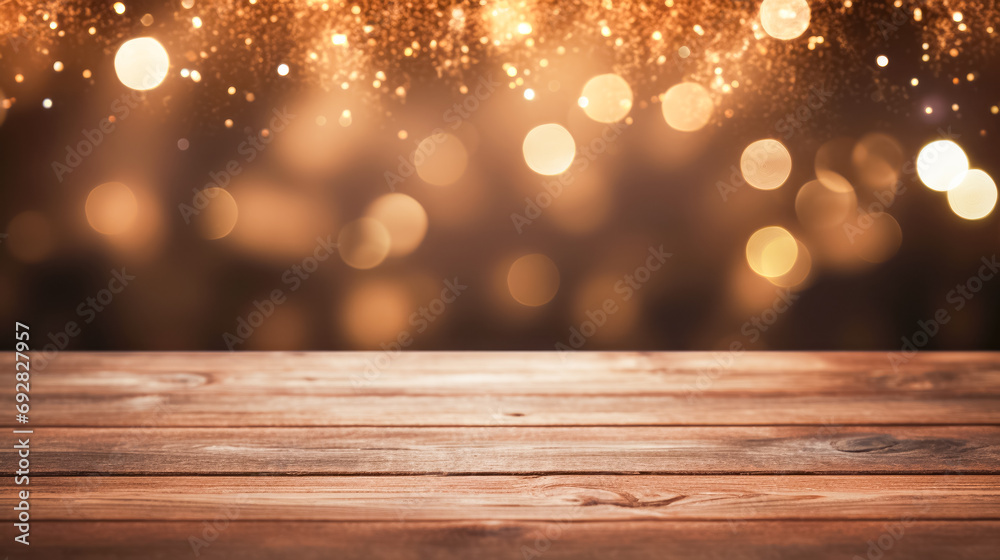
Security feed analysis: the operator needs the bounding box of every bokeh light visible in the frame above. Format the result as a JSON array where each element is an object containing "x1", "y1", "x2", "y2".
[
  {"x1": 795, "y1": 179, "x2": 857, "y2": 229},
  {"x1": 852, "y1": 133, "x2": 904, "y2": 195},
  {"x1": 86, "y1": 182, "x2": 139, "y2": 235},
  {"x1": 759, "y1": 0, "x2": 811, "y2": 40},
  {"x1": 579, "y1": 73, "x2": 634, "y2": 123},
  {"x1": 947, "y1": 169, "x2": 997, "y2": 220},
  {"x1": 414, "y1": 132, "x2": 468, "y2": 186},
  {"x1": 768, "y1": 239, "x2": 812, "y2": 289},
  {"x1": 341, "y1": 280, "x2": 412, "y2": 347},
  {"x1": 195, "y1": 188, "x2": 239, "y2": 240},
  {"x1": 1, "y1": 0, "x2": 999, "y2": 354},
  {"x1": 740, "y1": 139, "x2": 792, "y2": 190},
  {"x1": 507, "y1": 253, "x2": 560, "y2": 306},
  {"x1": 114, "y1": 37, "x2": 169, "y2": 91},
  {"x1": 917, "y1": 140, "x2": 969, "y2": 191},
  {"x1": 851, "y1": 212, "x2": 902, "y2": 263},
  {"x1": 522, "y1": 124, "x2": 576, "y2": 176},
  {"x1": 229, "y1": 180, "x2": 333, "y2": 261},
  {"x1": 661, "y1": 82, "x2": 713, "y2": 132},
  {"x1": 815, "y1": 137, "x2": 858, "y2": 195},
  {"x1": 337, "y1": 217, "x2": 391, "y2": 270},
  {"x1": 746, "y1": 226, "x2": 799, "y2": 278},
  {"x1": 5, "y1": 211, "x2": 55, "y2": 263},
  {"x1": 365, "y1": 193, "x2": 428, "y2": 256}
]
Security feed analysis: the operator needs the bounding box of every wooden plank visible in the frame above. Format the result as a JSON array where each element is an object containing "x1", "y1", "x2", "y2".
[
  {"x1": 14, "y1": 393, "x2": 1000, "y2": 426},
  {"x1": 7, "y1": 352, "x2": 999, "y2": 427},
  {"x1": 14, "y1": 426, "x2": 1000, "y2": 475},
  {"x1": 19, "y1": 351, "x2": 1000, "y2": 395},
  {"x1": 6, "y1": 475, "x2": 999, "y2": 521},
  {"x1": 13, "y1": 393, "x2": 1000, "y2": 426},
  {"x1": 12, "y1": 521, "x2": 1000, "y2": 559}
]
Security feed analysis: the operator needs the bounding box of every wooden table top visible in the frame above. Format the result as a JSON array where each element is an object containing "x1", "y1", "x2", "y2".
[{"x1": 3, "y1": 351, "x2": 999, "y2": 559}]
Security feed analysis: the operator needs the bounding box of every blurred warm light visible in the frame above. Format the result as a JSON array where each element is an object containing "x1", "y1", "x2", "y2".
[
  {"x1": 522, "y1": 124, "x2": 576, "y2": 175},
  {"x1": 341, "y1": 279, "x2": 412, "y2": 347},
  {"x1": 947, "y1": 169, "x2": 997, "y2": 220},
  {"x1": 795, "y1": 179, "x2": 857, "y2": 229},
  {"x1": 114, "y1": 37, "x2": 169, "y2": 91},
  {"x1": 365, "y1": 193, "x2": 428, "y2": 256},
  {"x1": 86, "y1": 182, "x2": 139, "y2": 235},
  {"x1": 415, "y1": 132, "x2": 468, "y2": 186},
  {"x1": 852, "y1": 212, "x2": 902, "y2": 263},
  {"x1": 196, "y1": 188, "x2": 239, "y2": 240},
  {"x1": 917, "y1": 140, "x2": 969, "y2": 191},
  {"x1": 337, "y1": 217, "x2": 391, "y2": 269},
  {"x1": 760, "y1": 0, "x2": 811, "y2": 40},
  {"x1": 740, "y1": 139, "x2": 792, "y2": 190},
  {"x1": 6, "y1": 211, "x2": 55, "y2": 263},
  {"x1": 746, "y1": 226, "x2": 799, "y2": 278},
  {"x1": 273, "y1": 95, "x2": 358, "y2": 176},
  {"x1": 580, "y1": 73, "x2": 634, "y2": 123},
  {"x1": 852, "y1": 133, "x2": 904, "y2": 195},
  {"x1": 507, "y1": 253, "x2": 560, "y2": 306},
  {"x1": 814, "y1": 137, "x2": 858, "y2": 195},
  {"x1": 482, "y1": 1, "x2": 537, "y2": 46},
  {"x1": 547, "y1": 173, "x2": 612, "y2": 234},
  {"x1": 0, "y1": 88, "x2": 7, "y2": 127},
  {"x1": 768, "y1": 239, "x2": 812, "y2": 289},
  {"x1": 229, "y1": 180, "x2": 333, "y2": 260},
  {"x1": 729, "y1": 261, "x2": 786, "y2": 315},
  {"x1": 660, "y1": 82, "x2": 713, "y2": 132}
]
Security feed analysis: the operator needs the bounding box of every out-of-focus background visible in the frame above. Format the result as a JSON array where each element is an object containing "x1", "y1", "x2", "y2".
[{"x1": 1, "y1": 0, "x2": 998, "y2": 351}]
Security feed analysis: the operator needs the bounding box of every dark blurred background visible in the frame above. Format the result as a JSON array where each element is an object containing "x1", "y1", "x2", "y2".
[{"x1": 1, "y1": 0, "x2": 998, "y2": 351}]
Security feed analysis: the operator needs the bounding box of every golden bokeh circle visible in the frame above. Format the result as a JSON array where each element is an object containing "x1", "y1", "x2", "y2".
[
  {"x1": 507, "y1": 253, "x2": 561, "y2": 307},
  {"x1": 337, "y1": 218, "x2": 391, "y2": 270},
  {"x1": 365, "y1": 193, "x2": 429, "y2": 256},
  {"x1": 741, "y1": 139, "x2": 792, "y2": 190},
  {"x1": 414, "y1": 132, "x2": 468, "y2": 186},
  {"x1": 916, "y1": 140, "x2": 969, "y2": 192},
  {"x1": 760, "y1": 0, "x2": 811, "y2": 40},
  {"x1": 851, "y1": 213, "x2": 902, "y2": 264},
  {"x1": 580, "y1": 73, "x2": 634, "y2": 123},
  {"x1": 197, "y1": 188, "x2": 239, "y2": 240},
  {"x1": 746, "y1": 226, "x2": 799, "y2": 278},
  {"x1": 86, "y1": 182, "x2": 139, "y2": 235},
  {"x1": 522, "y1": 124, "x2": 576, "y2": 176},
  {"x1": 661, "y1": 82, "x2": 713, "y2": 132},
  {"x1": 947, "y1": 169, "x2": 997, "y2": 220},
  {"x1": 114, "y1": 37, "x2": 169, "y2": 91},
  {"x1": 795, "y1": 179, "x2": 857, "y2": 229},
  {"x1": 768, "y1": 240, "x2": 812, "y2": 289}
]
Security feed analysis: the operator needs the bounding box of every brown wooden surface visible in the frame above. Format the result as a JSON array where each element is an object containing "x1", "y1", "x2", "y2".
[
  {"x1": 2, "y1": 351, "x2": 999, "y2": 559},
  {"x1": 15, "y1": 426, "x2": 1000, "y2": 474},
  {"x1": 7, "y1": 475, "x2": 1000, "y2": 520}
]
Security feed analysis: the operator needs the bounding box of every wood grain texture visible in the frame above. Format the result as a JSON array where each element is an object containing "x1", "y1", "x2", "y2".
[
  {"x1": 13, "y1": 426, "x2": 1000, "y2": 475},
  {"x1": 6, "y1": 351, "x2": 1000, "y2": 427},
  {"x1": 10, "y1": 521, "x2": 1000, "y2": 560},
  {"x1": 24, "y1": 352, "x2": 1000, "y2": 396},
  {"x1": 3, "y1": 351, "x2": 997, "y2": 558},
  {"x1": 6, "y1": 475, "x2": 999, "y2": 521},
  {"x1": 13, "y1": 393, "x2": 1000, "y2": 426}
]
